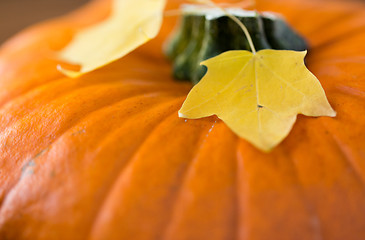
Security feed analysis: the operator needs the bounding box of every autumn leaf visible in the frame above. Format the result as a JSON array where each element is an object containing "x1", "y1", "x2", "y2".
[
  {"x1": 179, "y1": 49, "x2": 336, "y2": 151},
  {"x1": 58, "y1": 0, "x2": 166, "y2": 78}
]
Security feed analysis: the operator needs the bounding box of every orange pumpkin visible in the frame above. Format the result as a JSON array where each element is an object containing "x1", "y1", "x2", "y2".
[{"x1": 0, "y1": 0, "x2": 364, "y2": 239}]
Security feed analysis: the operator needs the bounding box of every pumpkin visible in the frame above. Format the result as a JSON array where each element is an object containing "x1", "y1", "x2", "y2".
[{"x1": 0, "y1": 0, "x2": 364, "y2": 239}]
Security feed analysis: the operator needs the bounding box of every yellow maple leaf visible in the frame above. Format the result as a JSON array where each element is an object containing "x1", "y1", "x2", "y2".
[
  {"x1": 58, "y1": 0, "x2": 166, "y2": 78},
  {"x1": 179, "y1": 49, "x2": 336, "y2": 151}
]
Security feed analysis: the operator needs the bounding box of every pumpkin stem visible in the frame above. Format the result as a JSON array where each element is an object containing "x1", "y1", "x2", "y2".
[
  {"x1": 219, "y1": 7, "x2": 257, "y2": 54},
  {"x1": 189, "y1": 0, "x2": 257, "y2": 54}
]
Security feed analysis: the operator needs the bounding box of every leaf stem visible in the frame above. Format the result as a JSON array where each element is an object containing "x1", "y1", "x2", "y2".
[{"x1": 189, "y1": 0, "x2": 257, "y2": 54}]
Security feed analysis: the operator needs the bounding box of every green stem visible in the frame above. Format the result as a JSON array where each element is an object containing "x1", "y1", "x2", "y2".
[{"x1": 190, "y1": 0, "x2": 257, "y2": 54}]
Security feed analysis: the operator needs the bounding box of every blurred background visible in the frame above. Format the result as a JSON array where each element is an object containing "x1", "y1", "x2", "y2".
[{"x1": 0, "y1": 0, "x2": 89, "y2": 44}]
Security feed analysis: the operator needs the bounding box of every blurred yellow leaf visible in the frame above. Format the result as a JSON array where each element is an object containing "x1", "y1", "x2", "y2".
[
  {"x1": 58, "y1": 0, "x2": 166, "y2": 78},
  {"x1": 179, "y1": 49, "x2": 336, "y2": 151}
]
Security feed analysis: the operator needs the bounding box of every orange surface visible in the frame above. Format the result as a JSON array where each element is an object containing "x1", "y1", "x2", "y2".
[{"x1": 0, "y1": 0, "x2": 364, "y2": 239}]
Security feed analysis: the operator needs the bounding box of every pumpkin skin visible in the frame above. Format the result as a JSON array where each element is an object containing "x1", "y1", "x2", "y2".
[{"x1": 0, "y1": 0, "x2": 365, "y2": 239}]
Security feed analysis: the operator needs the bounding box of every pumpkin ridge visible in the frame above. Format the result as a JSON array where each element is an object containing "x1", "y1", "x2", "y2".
[
  {"x1": 335, "y1": 86, "x2": 365, "y2": 100},
  {"x1": 0, "y1": 146, "x2": 51, "y2": 209},
  {"x1": 87, "y1": 110, "x2": 181, "y2": 239},
  {"x1": 308, "y1": 55, "x2": 365, "y2": 66},
  {"x1": 0, "y1": 77, "x2": 183, "y2": 132},
  {"x1": 0, "y1": 90, "x2": 183, "y2": 206},
  {"x1": 84, "y1": 98, "x2": 185, "y2": 239},
  {"x1": 309, "y1": 74, "x2": 365, "y2": 101},
  {"x1": 161, "y1": 121, "x2": 217, "y2": 239},
  {"x1": 281, "y1": 119, "x2": 365, "y2": 238},
  {"x1": 310, "y1": 14, "x2": 365, "y2": 51},
  {"x1": 236, "y1": 139, "x2": 327, "y2": 240},
  {"x1": 309, "y1": 33, "x2": 365, "y2": 61},
  {"x1": 0, "y1": 56, "x2": 68, "y2": 104},
  {"x1": 0, "y1": 79, "x2": 132, "y2": 131},
  {"x1": 0, "y1": 81, "x2": 159, "y2": 134},
  {"x1": 88, "y1": 109, "x2": 213, "y2": 240},
  {"x1": 306, "y1": 10, "x2": 358, "y2": 37},
  {"x1": 319, "y1": 121, "x2": 365, "y2": 187},
  {"x1": 84, "y1": 96, "x2": 185, "y2": 157},
  {"x1": 319, "y1": 56, "x2": 365, "y2": 64},
  {"x1": 307, "y1": 74, "x2": 364, "y2": 100},
  {"x1": 312, "y1": 26, "x2": 365, "y2": 53},
  {"x1": 81, "y1": 95, "x2": 185, "y2": 164},
  {"x1": 0, "y1": 96, "x2": 184, "y2": 239},
  {"x1": 282, "y1": 147, "x2": 325, "y2": 240},
  {"x1": 235, "y1": 146, "x2": 245, "y2": 240},
  {"x1": 236, "y1": 143, "x2": 273, "y2": 240},
  {"x1": 323, "y1": 93, "x2": 365, "y2": 128},
  {"x1": 324, "y1": 88, "x2": 365, "y2": 105},
  {"x1": 0, "y1": 72, "x2": 64, "y2": 108},
  {"x1": 163, "y1": 122, "x2": 239, "y2": 240},
  {"x1": 0, "y1": 58, "x2": 159, "y2": 110},
  {"x1": 0, "y1": 44, "x2": 171, "y2": 109}
]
